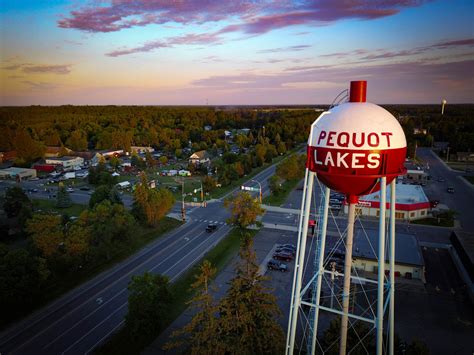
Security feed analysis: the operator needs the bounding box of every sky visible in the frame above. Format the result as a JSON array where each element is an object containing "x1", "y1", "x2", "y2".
[{"x1": 0, "y1": 0, "x2": 473, "y2": 105}]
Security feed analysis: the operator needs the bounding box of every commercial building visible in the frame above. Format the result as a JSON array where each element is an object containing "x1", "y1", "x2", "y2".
[
  {"x1": 343, "y1": 183, "x2": 430, "y2": 221},
  {"x1": 45, "y1": 156, "x2": 84, "y2": 170},
  {"x1": 351, "y1": 229, "x2": 425, "y2": 281},
  {"x1": 0, "y1": 167, "x2": 37, "y2": 180}
]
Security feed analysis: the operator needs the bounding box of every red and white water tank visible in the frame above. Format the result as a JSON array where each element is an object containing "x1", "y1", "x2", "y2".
[{"x1": 306, "y1": 81, "x2": 407, "y2": 202}]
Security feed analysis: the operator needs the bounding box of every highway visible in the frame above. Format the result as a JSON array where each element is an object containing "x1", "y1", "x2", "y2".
[{"x1": 0, "y1": 161, "x2": 279, "y2": 355}]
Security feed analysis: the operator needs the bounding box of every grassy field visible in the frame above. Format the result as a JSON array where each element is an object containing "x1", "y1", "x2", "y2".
[
  {"x1": 463, "y1": 175, "x2": 474, "y2": 185},
  {"x1": 32, "y1": 198, "x2": 88, "y2": 216},
  {"x1": 411, "y1": 210, "x2": 455, "y2": 227},
  {"x1": 263, "y1": 179, "x2": 301, "y2": 206},
  {"x1": 96, "y1": 227, "x2": 257, "y2": 355}
]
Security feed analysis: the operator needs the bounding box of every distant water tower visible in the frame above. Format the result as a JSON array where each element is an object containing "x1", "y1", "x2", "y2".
[
  {"x1": 441, "y1": 99, "x2": 447, "y2": 115},
  {"x1": 286, "y1": 81, "x2": 407, "y2": 355}
]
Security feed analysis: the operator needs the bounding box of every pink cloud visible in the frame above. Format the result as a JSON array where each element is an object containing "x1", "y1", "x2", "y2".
[
  {"x1": 58, "y1": 0, "x2": 425, "y2": 34},
  {"x1": 257, "y1": 45, "x2": 311, "y2": 54},
  {"x1": 106, "y1": 32, "x2": 222, "y2": 57}
]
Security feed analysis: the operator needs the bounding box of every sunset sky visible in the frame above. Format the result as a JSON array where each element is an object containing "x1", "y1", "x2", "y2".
[{"x1": 1, "y1": 0, "x2": 473, "y2": 105}]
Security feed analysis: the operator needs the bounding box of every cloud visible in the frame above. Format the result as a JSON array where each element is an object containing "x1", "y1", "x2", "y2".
[
  {"x1": 257, "y1": 45, "x2": 311, "y2": 54},
  {"x1": 22, "y1": 65, "x2": 72, "y2": 75},
  {"x1": 21, "y1": 81, "x2": 58, "y2": 90},
  {"x1": 3, "y1": 63, "x2": 72, "y2": 75},
  {"x1": 106, "y1": 31, "x2": 222, "y2": 56},
  {"x1": 59, "y1": 0, "x2": 425, "y2": 35}
]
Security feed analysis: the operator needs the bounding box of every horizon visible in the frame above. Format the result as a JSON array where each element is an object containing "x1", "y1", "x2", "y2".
[{"x1": 1, "y1": 0, "x2": 473, "y2": 105}]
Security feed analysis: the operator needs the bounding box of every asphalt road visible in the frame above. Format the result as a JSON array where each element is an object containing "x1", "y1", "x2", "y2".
[
  {"x1": 0, "y1": 161, "x2": 281, "y2": 355},
  {"x1": 416, "y1": 147, "x2": 474, "y2": 233}
]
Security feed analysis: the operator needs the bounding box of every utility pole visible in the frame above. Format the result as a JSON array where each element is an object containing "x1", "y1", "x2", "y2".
[
  {"x1": 181, "y1": 178, "x2": 186, "y2": 221},
  {"x1": 447, "y1": 147, "x2": 450, "y2": 162}
]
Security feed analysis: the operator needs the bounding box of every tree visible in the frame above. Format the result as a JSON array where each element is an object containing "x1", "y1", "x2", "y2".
[
  {"x1": 3, "y1": 186, "x2": 31, "y2": 218},
  {"x1": 89, "y1": 185, "x2": 122, "y2": 208},
  {"x1": 268, "y1": 175, "x2": 283, "y2": 195},
  {"x1": 277, "y1": 141, "x2": 287, "y2": 155},
  {"x1": 56, "y1": 183, "x2": 72, "y2": 208},
  {"x1": 224, "y1": 191, "x2": 264, "y2": 229},
  {"x1": 13, "y1": 129, "x2": 45, "y2": 163},
  {"x1": 145, "y1": 150, "x2": 156, "y2": 168},
  {"x1": 66, "y1": 129, "x2": 88, "y2": 151},
  {"x1": 202, "y1": 176, "x2": 217, "y2": 193},
  {"x1": 64, "y1": 223, "x2": 90, "y2": 259},
  {"x1": 165, "y1": 260, "x2": 221, "y2": 354},
  {"x1": 276, "y1": 154, "x2": 305, "y2": 181},
  {"x1": 159, "y1": 155, "x2": 168, "y2": 165},
  {"x1": 126, "y1": 272, "x2": 172, "y2": 340},
  {"x1": 133, "y1": 174, "x2": 175, "y2": 227},
  {"x1": 109, "y1": 155, "x2": 121, "y2": 170},
  {"x1": 26, "y1": 214, "x2": 63, "y2": 258},
  {"x1": 80, "y1": 200, "x2": 135, "y2": 260},
  {"x1": 218, "y1": 235, "x2": 285, "y2": 354},
  {"x1": 0, "y1": 248, "x2": 50, "y2": 326}
]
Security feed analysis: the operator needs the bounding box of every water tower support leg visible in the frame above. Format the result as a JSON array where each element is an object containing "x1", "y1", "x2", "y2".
[
  {"x1": 376, "y1": 177, "x2": 387, "y2": 355},
  {"x1": 389, "y1": 179, "x2": 396, "y2": 355},
  {"x1": 286, "y1": 169, "x2": 314, "y2": 354},
  {"x1": 310, "y1": 185, "x2": 331, "y2": 355},
  {"x1": 339, "y1": 201, "x2": 356, "y2": 355}
]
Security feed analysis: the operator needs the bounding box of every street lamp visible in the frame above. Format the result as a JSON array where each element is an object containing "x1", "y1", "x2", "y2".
[{"x1": 251, "y1": 179, "x2": 262, "y2": 203}]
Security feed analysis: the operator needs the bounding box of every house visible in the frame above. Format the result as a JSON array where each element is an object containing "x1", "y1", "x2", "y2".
[
  {"x1": 413, "y1": 128, "x2": 427, "y2": 135},
  {"x1": 45, "y1": 156, "x2": 84, "y2": 170},
  {"x1": 189, "y1": 150, "x2": 210, "y2": 166},
  {"x1": 97, "y1": 149, "x2": 123, "y2": 158},
  {"x1": 456, "y1": 152, "x2": 474, "y2": 162},
  {"x1": 131, "y1": 146, "x2": 154, "y2": 154}
]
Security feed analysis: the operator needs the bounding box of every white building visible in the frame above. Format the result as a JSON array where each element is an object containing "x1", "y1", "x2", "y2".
[
  {"x1": 45, "y1": 156, "x2": 84, "y2": 170},
  {"x1": 0, "y1": 167, "x2": 37, "y2": 180},
  {"x1": 343, "y1": 183, "x2": 430, "y2": 221}
]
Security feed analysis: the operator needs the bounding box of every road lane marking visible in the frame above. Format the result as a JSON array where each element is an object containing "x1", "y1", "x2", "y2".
[
  {"x1": 84, "y1": 320, "x2": 125, "y2": 355},
  {"x1": 61, "y1": 303, "x2": 128, "y2": 354},
  {"x1": 0, "y1": 220, "x2": 193, "y2": 347},
  {"x1": 9, "y1": 222, "x2": 204, "y2": 352}
]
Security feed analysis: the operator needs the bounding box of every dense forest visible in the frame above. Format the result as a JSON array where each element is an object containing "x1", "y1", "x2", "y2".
[
  {"x1": 0, "y1": 106, "x2": 316, "y2": 166},
  {"x1": 0, "y1": 104, "x2": 472, "y2": 165}
]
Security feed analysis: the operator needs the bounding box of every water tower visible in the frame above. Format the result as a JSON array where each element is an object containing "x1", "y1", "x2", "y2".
[{"x1": 286, "y1": 81, "x2": 407, "y2": 355}]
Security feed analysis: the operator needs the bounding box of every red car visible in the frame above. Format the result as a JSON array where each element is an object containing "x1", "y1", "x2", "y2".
[{"x1": 273, "y1": 251, "x2": 294, "y2": 262}]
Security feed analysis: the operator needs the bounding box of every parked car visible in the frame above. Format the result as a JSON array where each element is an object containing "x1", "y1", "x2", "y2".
[
  {"x1": 273, "y1": 251, "x2": 294, "y2": 262},
  {"x1": 79, "y1": 186, "x2": 90, "y2": 191},
  {"x1": 267, "y1": 260, "x2": 288, "y2": 272},
  {"x1": 66, "y1": 187, "x2": 74, "y2": 192},
  {"x1": 275, "y1": 247, "x2": 296, "y2": 256},
  {"x1": 278, "y1": 244, "x2": 296, "y2": 251},
  {"x1": 437, "y1": 177, "x2": 446, "y2": 182},
  {"x1": 205, "y1": 224, "x2": 218, "y2": 233}
]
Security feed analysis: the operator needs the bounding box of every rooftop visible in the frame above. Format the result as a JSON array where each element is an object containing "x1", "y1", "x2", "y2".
[
  {"x1": 46, "y1": 156, "x2": 82, "y2": 161},
  {"x1": 360, "y1": 183, "x2": 429, "y2": 205},
  {"x1": 352, "y1": 228, "x2": 424, "y2": 266}
]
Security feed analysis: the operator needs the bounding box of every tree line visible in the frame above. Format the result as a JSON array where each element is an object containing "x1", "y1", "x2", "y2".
[{"x1": 0, "y1": 106, "x2": 315, "y2": 166}]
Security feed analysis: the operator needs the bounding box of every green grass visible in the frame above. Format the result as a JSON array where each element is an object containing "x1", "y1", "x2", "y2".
[
  {"x1": 96, "y1": 227, "x2": 257, "y2": 355},
  {"x1": 263, "y1": 179, "x2": 302, "y2": 206},
  {"x1": 32, "y1": 198, "x2": 87, "y2": 216},
  {"x1": 411, "y1": 211, "x2": 455, "y2": 227},
  {"x1": 463, "y1": 175, "x2": 474, "y2": 185}
]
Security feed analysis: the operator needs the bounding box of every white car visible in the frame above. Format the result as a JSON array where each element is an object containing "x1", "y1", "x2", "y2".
[{"x1": 66, "y1": 187, "x2": 74, "y2": 192}]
